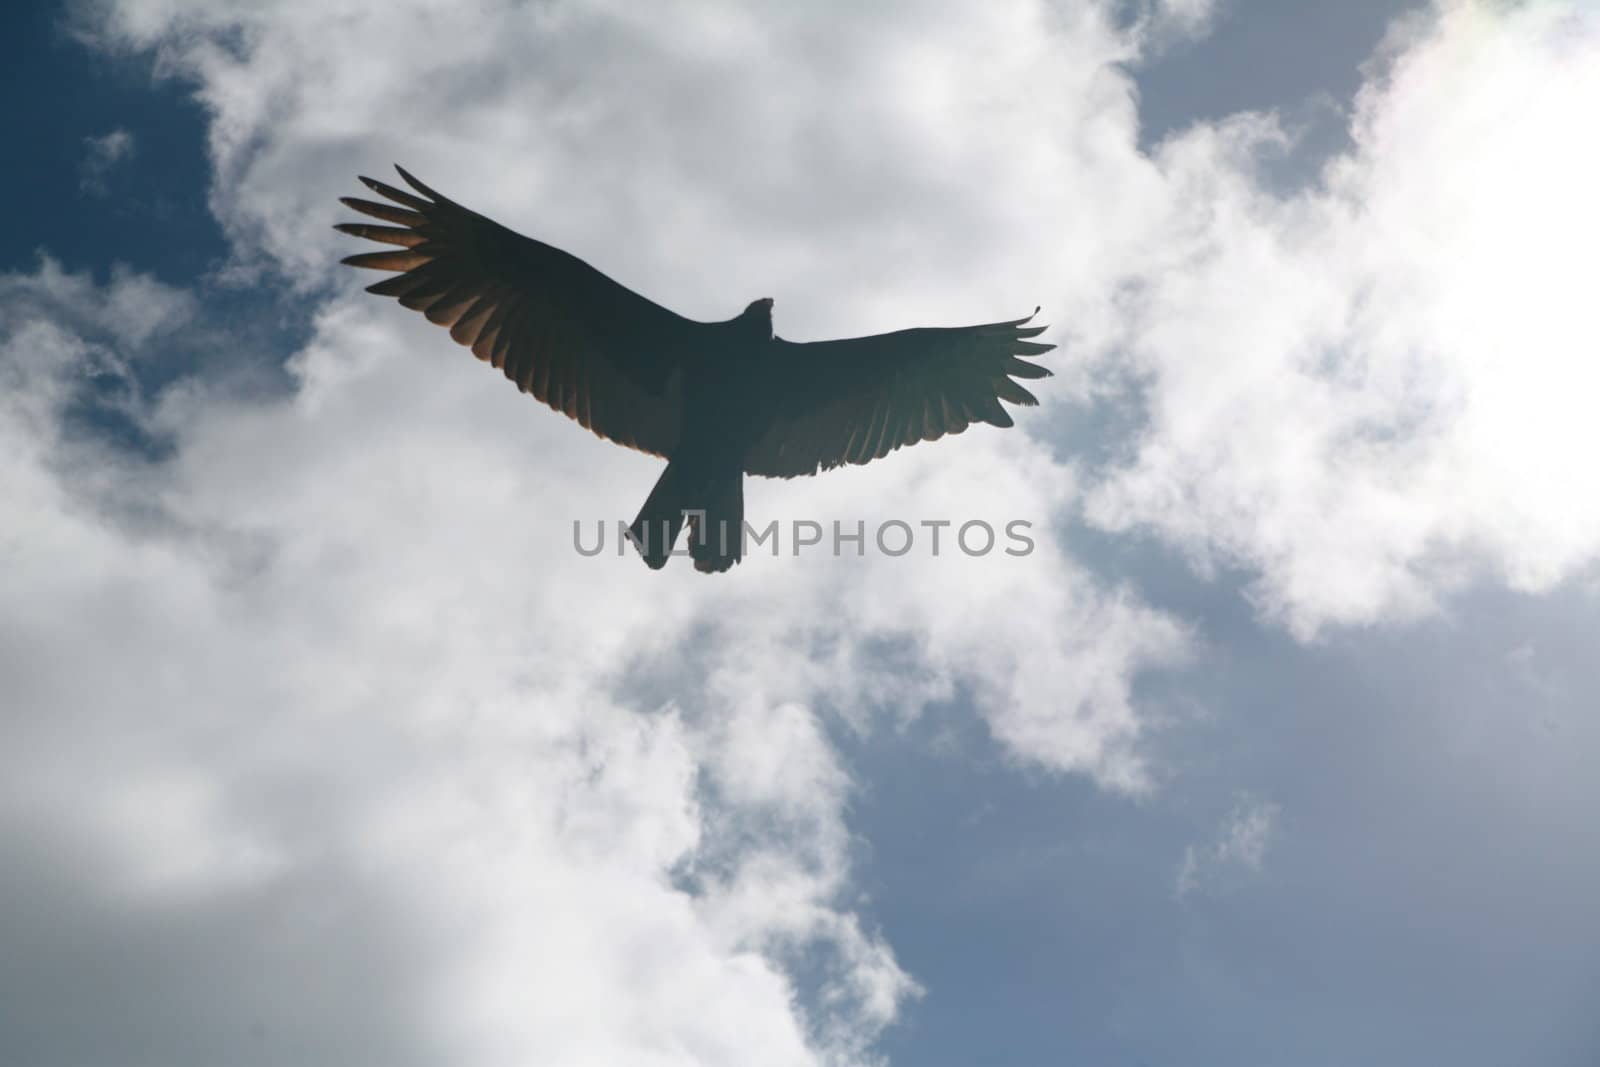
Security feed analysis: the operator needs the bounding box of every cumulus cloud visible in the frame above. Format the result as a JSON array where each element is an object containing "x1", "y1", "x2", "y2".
[
  {"x1": 78, "y1": 0, "x2": 1196, "y2": 776},
  {"x1": 0, "y1": 263, "x2": 923, "y2": 1064},
  {"x1": 1, "y1": 2, "x2": 1193, "y2": 1047},
  {"x1": 1086, "y1": 1, "x2": 1600, "y2": 636},
  {"x1": 9, "y1": 2, "x2": 1214, "y2": 1059},
  {"x1": 14, "y1": 0, "x2": 1600, "y2": 1062},
  {"x1": 74, "y1": 1, "x2": 1600, "y2": 655}
]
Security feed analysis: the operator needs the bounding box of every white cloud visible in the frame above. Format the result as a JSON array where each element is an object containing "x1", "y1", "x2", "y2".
[
  {"x1": 17, "y1": 0, "x2": 1599, "y2": 1061},
  {"x1": 80, "y1": 127, "x2": 137, "y2": 195},
  {"x1": 1, "y1": 261, "x2": 929, "y2": 1065},
  {"x1": 9, "y1": 2, "x2": 1209, "y2": 1058},
  {"x1": 80, "y1": 0, "x2": 1193, "y2": 777},
  {"x1": 1086, "y1": 1, "x2": 1600, "y2": 637},
  {"x1": 80, "y1": 0, "x2": 1600, "y2": 653},
  {"x1": 1131, "y1": 0, "x2": 1223, "y2": 52},
  {"x1": 1, "y1": 56, "x2": 1181, "y2": 1063},
  {"x1": 1176, "y1": 793, "x2": 1279, "y2": 899},
  {"x1": 1, "y1": 253, "x2": 194, "y2": 349}
]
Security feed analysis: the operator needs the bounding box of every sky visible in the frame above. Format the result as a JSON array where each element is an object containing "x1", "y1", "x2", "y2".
[{"x1": 2, "y1": 0, "x2": 1598, "y2": 1064}]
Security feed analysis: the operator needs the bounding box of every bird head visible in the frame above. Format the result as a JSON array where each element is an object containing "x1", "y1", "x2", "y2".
[{"x1": 742, "y1": 297, "x2": 774, "y2": 339}]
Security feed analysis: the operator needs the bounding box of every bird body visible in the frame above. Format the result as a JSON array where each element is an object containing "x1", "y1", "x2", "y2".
[{"x1": 338, "y1": 166, "x2": 1054, "y2": 572}]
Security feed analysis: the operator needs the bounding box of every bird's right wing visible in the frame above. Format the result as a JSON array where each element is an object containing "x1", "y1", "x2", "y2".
[
  {"x1": 742, "y1": 312, "x2": 1054, "y2": 478},
  {"x1": 338, "y1": 166, "x2": 704, "y2": 457}
]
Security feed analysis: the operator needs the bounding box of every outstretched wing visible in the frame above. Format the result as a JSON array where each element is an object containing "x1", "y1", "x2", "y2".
[
  {"x1": 337, "y1": 166, "x2": 700, "y2": 457},
  {"x1": 741, "y1": 313, "x2": 1055, "y2": 478}
]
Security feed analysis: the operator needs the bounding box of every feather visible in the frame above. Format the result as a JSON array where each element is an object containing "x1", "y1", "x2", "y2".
[
  {"x1": 941, "y1": 394, "x2": 970, "y2": 433},
  {"x1": 489, "y1": 302, "x2": 529, "y2": 371},
  {"x1": 424, "y1": 285, "x2": 485, "y2": 328},
  {"x1": 450, "y1": 294, "x2": 500, "y2": 345},
  {"x1": 394, "y1": 165, "x2": 452, "y2": 205},
  {"x1": 396, "y1": 272, "x2": 458, "y2": 313},
  {"x1": 333, "y1": 222, "x2": 426, "y2": 247},
  {"x1": 861, "y1": 397, "x2": 890, "y2": 462},
  {"x1": 366, "y1": 272, "x2": 426, "y2": 298},
  {"x1": 341, "y1": 250, "x2": 429, "y2": 272},
  {"x1": 1004, "y1": 357, "x2": 1052, "y2": 379},
  {"x1": 359, "y1": 175, "x2": 432, "y2": 211},
  {"x1": 975, "y1": 393, "x2": 1013, "y2": 427},
  {"x1": 530, "y1": 321, "x2": 555, "y2": 399},
  {"x1": 471, "y1": 300, "x2": 516, "y2": 363},
  {"x1": 994, "y1": 378, "x2": 1039, "y2": 407},
  {"x1": 339, "y1": 196, "x2": 424, "y2": 226}
]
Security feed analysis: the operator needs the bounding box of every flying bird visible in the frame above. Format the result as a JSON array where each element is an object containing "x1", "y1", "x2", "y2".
[{"x1": 337, "y1": 166, "x2": 1055, "y2": 573}]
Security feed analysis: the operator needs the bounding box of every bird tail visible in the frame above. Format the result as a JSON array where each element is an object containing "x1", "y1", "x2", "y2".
[
  {"x1": 625, "y1": 461, "x2": 744, "y2": 573},
  {"x1": 687, "y1": 469, "x2": 744, "y2": 574},
  {"x1": 627, "y1": 462, "x2": 688, "y2": 570}
]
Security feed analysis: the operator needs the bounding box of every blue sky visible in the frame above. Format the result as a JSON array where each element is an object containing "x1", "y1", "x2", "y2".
[{"x1": 3, "y1": 2, "x2": 1598, "y2": 1065}]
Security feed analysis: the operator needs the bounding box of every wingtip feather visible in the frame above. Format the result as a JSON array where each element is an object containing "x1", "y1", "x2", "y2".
[
  {"x1": 357, "y1": 174, "x2": 431, "y2": 211},
  {"x1": 997, "y1": 306, "x2": 1044, "y2": 328},
  {"x1": 1006, "y1": 357, "x2": 1053, "y2": 379},
  {"x1": 341, "y1": 250, "x2": 429, "y2": 271},
  {"x1": 394, "y1": 164, "x2": 436, "y2": 198},
  {"x1": 994, "y1": 378, "x2": 1039, "y2": 407},
  {"x1": 333, "y1": 222, "x2": 427, "y2": 247},
  {"x1": 339, "y1": 196, "x2": 425, "y2": 225}
]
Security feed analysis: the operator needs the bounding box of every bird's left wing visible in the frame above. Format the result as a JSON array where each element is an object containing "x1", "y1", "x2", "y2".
[
  {"x1": 741, "y1": 312, "x2": 1054, "y2": 478},
  {"x1": 337, "y1": 166, "x2": 703, "y2": 457}
]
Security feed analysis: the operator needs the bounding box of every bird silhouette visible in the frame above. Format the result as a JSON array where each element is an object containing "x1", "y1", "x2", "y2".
[{"x1": 337, "y1": 166, "x2": 1054, "y2": 572}]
